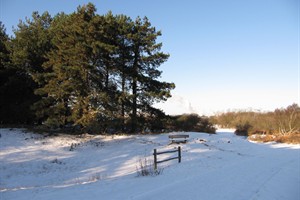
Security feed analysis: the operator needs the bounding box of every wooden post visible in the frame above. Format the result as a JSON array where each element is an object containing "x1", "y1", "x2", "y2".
[
  {"x1": 178, "y1": 146, "x2": 181, "y2": 163},
  {"x1": 153, "y1": 149, "x2": 157, "y2": 170}
]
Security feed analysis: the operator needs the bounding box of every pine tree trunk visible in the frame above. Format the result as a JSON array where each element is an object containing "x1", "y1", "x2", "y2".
[
  {"x1": 131, "y1": 52, "x2": 138, "y2": 133},
  {"x1": 121, "y1": 73, "x2": 125, "y2": 132},
  {"x1": 105, "y1": 68, "x2": 109, "y2": 89},
  {"x1": 132, "y1": 77, "x2": 137, "y2": 133}
]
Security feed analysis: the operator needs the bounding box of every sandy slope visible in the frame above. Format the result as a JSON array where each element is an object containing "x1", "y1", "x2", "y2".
[{"x1": 0, "y1": 128, "x2": 299, "y2": 200}]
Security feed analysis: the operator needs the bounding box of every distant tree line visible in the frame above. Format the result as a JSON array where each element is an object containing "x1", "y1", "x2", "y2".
[
  {"x1": 0, "y1": 3, "x2": 177, "y2": 133},
  {"x1": 212, "y1": 104, "x2": 300, "y2": 138}
]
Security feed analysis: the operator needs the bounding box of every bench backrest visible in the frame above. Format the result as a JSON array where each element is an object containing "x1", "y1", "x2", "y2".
[{"x1": 169, "y1": 135, "x2": 189, "y2": 139}]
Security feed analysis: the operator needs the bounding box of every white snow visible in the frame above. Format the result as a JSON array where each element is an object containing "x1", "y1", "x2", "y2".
[{"x1": 0, "y1": 128, "x2": 299, "y2": 200}]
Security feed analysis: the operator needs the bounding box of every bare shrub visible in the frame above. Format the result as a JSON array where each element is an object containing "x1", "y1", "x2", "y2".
[
  {"x1": 136, "y1": 158, "x2": 163, "y2": 177},
  {"x1": 214, "y1": 104, "x2": 300, "y2": 144},
  {"x1": 88, "y1": 173, "x2": 102, "y2": 182},
  {"x1": 275, "y1": 133, "x2": 300, "y2": 144},
  {"x1": 274, "y1": 104, "x2": 300, "y2": 135},
  {"x1": 69, "y1": 143, "x2": 81, "y2": 151},
  {"x1": 249, "y1": 133, "x2": 300, "y2": 144},
  {"x1": 50, "y1": 158, "x2": 63, "y2": 164}
]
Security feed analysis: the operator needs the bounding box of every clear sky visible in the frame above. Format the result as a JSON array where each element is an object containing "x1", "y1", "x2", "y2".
[{"x1": 1, "y1": 0, "x2": 299, "y2": 115}]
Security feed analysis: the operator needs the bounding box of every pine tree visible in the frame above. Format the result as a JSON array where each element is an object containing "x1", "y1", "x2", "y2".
[
  {"x1": 113, "y1": 14, "x2": 134, "y2": 132},
  {"x1": 0, "y1": 22, "x2": 10, "y2": 67},
  {"x1": 128, "y1": 17, "x2": 175, "y2": 132},
  {"x1": 11, "y1": 11, "x2": 52, "y2": 85},
  {"x1": 35, "y1": 4, "x2": 120, "y2": 129},
  {"x1": 35, "y1": 5, "x2": 98, "y2": 128},
  {"x1": 0, "y1": 21, "x2": 43, "y2": 124},
  {"x1": 8, "y1": 12, "x2": 53, "y2": 124}
]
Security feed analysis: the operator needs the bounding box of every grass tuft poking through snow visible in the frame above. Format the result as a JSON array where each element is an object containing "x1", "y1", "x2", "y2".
[{"x1": 136, "y1": 158, "x2": 163, "y2": 177}]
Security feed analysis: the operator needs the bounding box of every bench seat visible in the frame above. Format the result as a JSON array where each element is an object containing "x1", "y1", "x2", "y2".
[{"x1": 169, "y1": 134, "x2": 189, "y2": 143}]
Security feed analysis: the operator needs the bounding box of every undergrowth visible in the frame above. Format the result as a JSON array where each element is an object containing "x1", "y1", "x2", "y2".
[
  {"x1": 248, "y1": 132, "x2": 300, "y2": 144},
  {"x1": 136, "y1": 158, "x2": 163, "y2": 177}
]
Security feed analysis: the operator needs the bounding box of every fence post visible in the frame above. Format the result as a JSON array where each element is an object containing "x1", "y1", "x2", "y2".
[
  {"x1": 178, "y1": 146, "x2": 181, "y2": 163},
  {"x1": 153, "y1": 149, "x2": 157, "y2": 170}
]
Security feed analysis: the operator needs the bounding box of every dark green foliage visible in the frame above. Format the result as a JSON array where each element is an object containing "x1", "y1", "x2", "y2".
[
  {"x1": 0, "y1": 12, "x2": 54, "y2": 125},
  {"x1": 196, "y1": 116, "x2": 217, "y2": 133},
  {"x1": 1, "y1": 4, "x2": 175, "y2": 133},
  {"x1": 235, "y1": 122, "x2": 252, "y2": 136},
  {"x1": 35, "y1": 5, "x2": 99, "y2": 128},
  {"x1": 0, "y1": 68, "x2": 38, "y2": 124},
  {"x1": 170, "y1": 114, "x2": 216, "y2": 133},
  {"x1": 0, "y1": 22, "x2": 10, "y2": 67},
  {"x1": 11, "y1": 11, "x2": 53, "y2": 83},
  {"x1": 0, "y1": 22, "x2": 38, "y2": 124},
  {"x1": 144, "y1": 107, "x2": 168, "y2": 132},
  {"x1": 175, "y1": 114, "x2": 200, "y2": 132},
  {"x1": 128, "y1": 16, "x2": 174, "y2": 133}
]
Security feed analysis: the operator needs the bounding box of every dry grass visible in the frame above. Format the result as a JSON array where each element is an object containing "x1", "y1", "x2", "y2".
[
  {"x1": 136, "y1": 158, "x2": 163, "y2": 177},
  {"x1": 274, "y1": 133, "x2": 300, "y2": 144},
  {"x1": 249, "y1": 133, "x2": 300, "y2": 144}
]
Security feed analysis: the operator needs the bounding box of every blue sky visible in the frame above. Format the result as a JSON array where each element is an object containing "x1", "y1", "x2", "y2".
[{"x1": 1, "y1": 0, "x2": 299, "y2": 115}]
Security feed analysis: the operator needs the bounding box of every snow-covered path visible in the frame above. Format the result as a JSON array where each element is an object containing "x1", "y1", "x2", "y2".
[
  {"x1": 131, "y1": 145, "x2": 299, "y2": 200},
  {"x1": 0, "y1": 129, "x2": 299, "y2": 200}
]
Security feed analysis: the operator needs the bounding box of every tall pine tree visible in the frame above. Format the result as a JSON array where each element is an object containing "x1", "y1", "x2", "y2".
[
  {"x1": 1, "y1": 17, "x2": 52, "y2": 124},
  {"x1": 9, "y1": 12, "x2": 53, "y2": 124},
  {"x1": 35, "y1": 4, "x2": 98, "y2": 128},
  {"x1": 128, "y1": 17, "x2": 175, "y2": 132}
]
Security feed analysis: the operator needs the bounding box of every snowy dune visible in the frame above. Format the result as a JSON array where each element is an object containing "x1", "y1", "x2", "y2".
[{"x1": 0, "y1": 128, "x2": 299, "y2": 200}]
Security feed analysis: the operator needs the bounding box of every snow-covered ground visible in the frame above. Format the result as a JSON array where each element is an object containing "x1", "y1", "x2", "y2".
[{"x1": 0, "y1": 128, "x2": 299, "y2": 200}]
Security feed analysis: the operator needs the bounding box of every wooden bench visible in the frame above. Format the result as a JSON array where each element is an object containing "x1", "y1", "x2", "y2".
[{"x1": 169, "y1": 134, "x2": 189, "y2": 144}]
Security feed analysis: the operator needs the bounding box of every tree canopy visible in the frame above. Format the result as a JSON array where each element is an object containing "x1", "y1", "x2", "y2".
[{"x1": 0, "y1": 3, "x2": 175, "y2": 133}]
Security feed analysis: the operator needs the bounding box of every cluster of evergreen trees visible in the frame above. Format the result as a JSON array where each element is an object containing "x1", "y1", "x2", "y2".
[{"x1": 0, "y1": 3, "x2": 175, "y2": 133}]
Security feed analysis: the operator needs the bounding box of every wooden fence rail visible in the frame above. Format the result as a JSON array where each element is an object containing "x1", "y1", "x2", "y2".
[{"x1": 153, "y1": 146, "x2": 181, "y2": 170}]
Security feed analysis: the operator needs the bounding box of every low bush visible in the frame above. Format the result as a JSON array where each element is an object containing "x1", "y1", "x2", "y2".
[
  {"x1": 235, "y1": 122, "x2": 252, "y2": 136},
  {"x1": 170, "y1": 114, "x2": 216, "y2": 133},
  {"x1": 136, "y1": 158, "x2": 163, "y2": 177}
]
